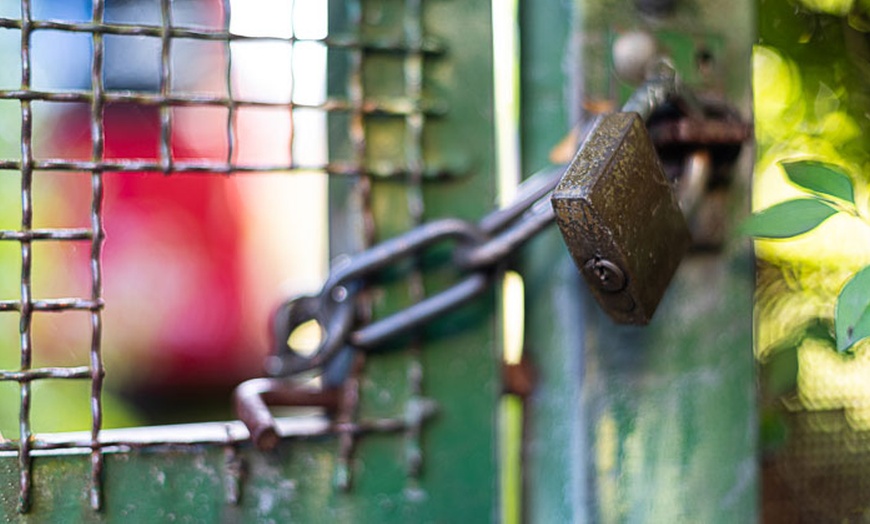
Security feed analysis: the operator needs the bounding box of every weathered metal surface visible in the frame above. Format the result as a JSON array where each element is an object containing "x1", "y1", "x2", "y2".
[
  {"x1": 516, "y1": 2, "x2": 585, "y2": 521},
  {"x1": 552, "y1": 112, "x2": 691, "y2": 325},
  {"x1": 522, "y1": 0, "x2": 756, "y2": 521},
  {"x1": 0, "y1": 436, "x2": 395, "y2": 522},
  {"x1": 323, "y1": 0, "x2": 502, "y2": 521}
]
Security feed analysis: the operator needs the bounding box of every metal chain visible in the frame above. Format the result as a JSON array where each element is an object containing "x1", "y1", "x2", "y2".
[
  {"x1": 266, "y1": 68, "x2": 687, "y2": 379},
  {"x1": 265, "y1": 162, "x2": 566, "y2": 377},
  {"x1": 233, "y1": 64, "x2": 751, "y2": 449}
]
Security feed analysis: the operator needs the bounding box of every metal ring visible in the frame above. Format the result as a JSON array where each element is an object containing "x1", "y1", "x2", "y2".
[{"x1": 266, "y1": 285, "x2": 358, "y2": 376}]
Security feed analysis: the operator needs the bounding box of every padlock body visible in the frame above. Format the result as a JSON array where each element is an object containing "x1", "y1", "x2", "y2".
[{"x1": 552, "y1": 112, "x2": 691, "y2": 324}]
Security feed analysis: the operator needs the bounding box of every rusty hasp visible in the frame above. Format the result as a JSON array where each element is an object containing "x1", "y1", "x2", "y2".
[
  {"x1": 233, "y1": 378, "x2": 340, "y2": 452},
  {"x1": 647, "y1": 96, "x2": 750, "y2": 152}
]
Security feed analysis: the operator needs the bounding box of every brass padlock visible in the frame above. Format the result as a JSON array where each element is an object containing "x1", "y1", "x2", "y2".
[{"x1": 551, "y1": 112, "x2": 691, "y2": 325}]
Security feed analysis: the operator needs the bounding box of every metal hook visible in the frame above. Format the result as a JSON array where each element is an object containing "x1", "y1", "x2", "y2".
[
  {"x1": 233, "y1": 378, "x2": 339, "y2": 451},
  {"x1": 268, "y1": 220, "x2": 485, "y2": 377}
]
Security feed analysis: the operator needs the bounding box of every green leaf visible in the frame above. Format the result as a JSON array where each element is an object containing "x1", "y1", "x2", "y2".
[
  {"x1": 782, "y1": 160, "x2": 855, "y2": 204},
  {"x1": 741, "y1": 198, "x2": 837, "y2": 238},
  {"x1": 759, "y1": 318, "x2": 833, "y2": 399},
  {"x1": 836, "y1": 265, "x2": 870, "y2": 353},
  {"x1": 760, "y1": 344, "x2": 798, "y2": 399}
]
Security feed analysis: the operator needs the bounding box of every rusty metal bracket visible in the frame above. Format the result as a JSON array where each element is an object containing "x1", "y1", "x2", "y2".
[{"x1": 233, "y1": 379, "x2": 339, "y2": 451}]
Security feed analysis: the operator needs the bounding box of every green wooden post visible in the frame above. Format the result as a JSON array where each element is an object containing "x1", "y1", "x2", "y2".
[{"x1": 521, "y1": 0, "x2": 758, "y2": 521}]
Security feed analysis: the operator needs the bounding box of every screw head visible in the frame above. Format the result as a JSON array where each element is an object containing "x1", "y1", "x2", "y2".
[
  {"x1": 331, "y1": 285, "x2": 348, "y2": 302},
  {"x1": 583, "y1": 258, "x2": 626, "y2": 293}
]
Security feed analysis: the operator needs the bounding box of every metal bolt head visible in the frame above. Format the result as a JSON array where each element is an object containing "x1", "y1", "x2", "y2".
[{"x1": 583, "y1": 258, "x2": 626, "y2": 293}]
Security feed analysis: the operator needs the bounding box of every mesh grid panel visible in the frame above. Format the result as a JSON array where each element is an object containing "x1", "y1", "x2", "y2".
[{"x1": 0, "y1": 0, "x2": 441, "y2": 512}]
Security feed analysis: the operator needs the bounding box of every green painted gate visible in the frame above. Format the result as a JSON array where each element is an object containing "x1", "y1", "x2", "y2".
[{"x1": 0, "y1": 0, "x2": 756, "y2": 521}]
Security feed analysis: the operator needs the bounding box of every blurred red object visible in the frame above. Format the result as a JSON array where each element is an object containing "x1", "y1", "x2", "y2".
[{"x1": 43, "y1": 102, "x2": 262, "y2": 387}]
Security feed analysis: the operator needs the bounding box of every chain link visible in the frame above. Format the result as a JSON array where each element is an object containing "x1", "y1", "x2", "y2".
[{"x1": 266, "y1": 163, "x2": 566, "y2": 377}]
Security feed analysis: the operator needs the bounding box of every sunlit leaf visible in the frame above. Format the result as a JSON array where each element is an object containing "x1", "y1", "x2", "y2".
[
  {"x1": 782, "y1": 160, "x2": 855, "y2": 204},
  {"x1": 836, "y1": 265, "x2": 870, "y2": 353},
  {"x1": 796, "y1": 0, "x2": 853, "y2": 16},
  {"x1": 742, "y1": 198, "x2": 837, "y2": 238}
]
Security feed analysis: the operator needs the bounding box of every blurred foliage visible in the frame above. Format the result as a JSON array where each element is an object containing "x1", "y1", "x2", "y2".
[
  {"x1": 755, "y1": 0, "x2": 870, "y2": 435},
  {"x1": 746, "y1": 159, "x2": 870, "y2": 353}
]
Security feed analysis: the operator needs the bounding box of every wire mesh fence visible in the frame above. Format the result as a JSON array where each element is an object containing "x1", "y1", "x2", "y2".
[{"x1": 0, "y1": 0, "x2": 441, "y2": 512}]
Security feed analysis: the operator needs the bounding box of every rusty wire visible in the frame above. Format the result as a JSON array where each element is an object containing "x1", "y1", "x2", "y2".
[
  {"x1": 17, "y1": 0, "x2": 34, "y2": 513},
  {"x1": 0, "y1": 0, "x2": 347, "y2": 513},
  {"x1": 0, "y1": 3, "x2": 449, "y2": 178},
  {"x1": 87, "y1": 0, "x2": 106, "y2": 511}
]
